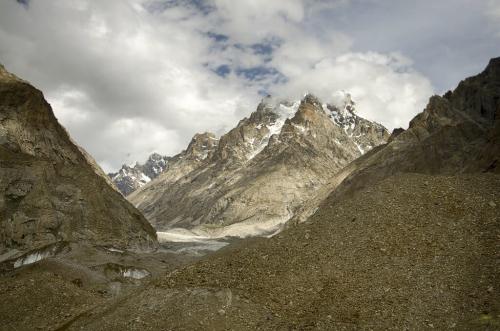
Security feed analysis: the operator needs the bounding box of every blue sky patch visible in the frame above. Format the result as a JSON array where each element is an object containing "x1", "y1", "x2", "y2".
[
  {"x1": 214, "y1": 64, "x2": 231, "y2": 78},
  {"x1": 206, "y1": 32, "x2": 229, "y2": 43},
  {"x1": 16, "y1": 0, "x2": 30, "y2": 8}
]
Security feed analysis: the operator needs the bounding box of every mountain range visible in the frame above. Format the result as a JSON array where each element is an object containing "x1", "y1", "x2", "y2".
[
  {"x1": 109, "y1": 153, "x2": 170, "y2": 196},
  {"x1": 0, "y1": 58, "x2": 498, "y2": 330},
  {"x1": 116, "y1": 92, "x2": 388, "y2": 238}
]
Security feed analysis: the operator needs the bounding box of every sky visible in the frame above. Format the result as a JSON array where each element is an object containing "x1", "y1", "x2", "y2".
[{"x1": 0, "y1": 0, "x2": 499, "y2": 172}]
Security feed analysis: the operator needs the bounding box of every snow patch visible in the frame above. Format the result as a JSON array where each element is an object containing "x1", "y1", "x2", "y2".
[
  {"x1": 157, "y1": 229, "x2": 230, "y2": 254},
  {"x1": 157, "y1": 228, "x2": 211, "y2": 243},
  {"x1": 247, "y1": 101, "x2": 300, "y2": 160},
  {"x1": 105, "y1": 247, "x2": 124, "y2": 253},
  {"x1": 14, "y1": 250, "x2": 52, "y2": 268},
  {"x1": 122, "y1": 268, "x2": 150, "y2": 279},
  {"x1": 292, "y1": 123, "x2": 307, "y2": 133},
  {"x1": 140, "y1": 173, "x2": 151, "y2": 183},
  {"x1": 354, "y1": 142, "x2": 365, "y2": 154}
]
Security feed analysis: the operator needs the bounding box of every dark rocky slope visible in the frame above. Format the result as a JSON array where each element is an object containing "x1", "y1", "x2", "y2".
[{"x1": 332, "y1": 57, "x2": 500, "y2": 200}]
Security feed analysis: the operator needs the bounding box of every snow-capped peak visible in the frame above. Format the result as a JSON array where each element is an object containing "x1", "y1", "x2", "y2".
[
  {"x1": 247, "y1": 100, "x2": 300, "y2": 160},
  {"x1": 323, "y1": 91, "x2": 358, "y2": 136},
  {"x1": 330, "y1": 90, "x2": 355, "y2": 112},
  {"x1": 109, "y1": 152, "x2": 170, "y2": 195}
]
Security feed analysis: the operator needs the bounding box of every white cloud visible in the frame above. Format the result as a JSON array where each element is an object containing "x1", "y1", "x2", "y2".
[
  {"x1": 271, "y1": 52, "x2": 433, "y2": 129},
  {"x1": 0, "y1": 0, "x2": 459, "y2": 172},
  {"x1": 0, "y1": 0, "x2": 258, "y2": 171},
  {"x1": 213, "y1": 0, "x2": 305, "y2": 43}
]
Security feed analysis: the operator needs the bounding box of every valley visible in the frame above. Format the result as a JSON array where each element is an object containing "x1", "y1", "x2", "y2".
[{"x1": 0, "y1": 53, "x2": 499, "y2": 330}]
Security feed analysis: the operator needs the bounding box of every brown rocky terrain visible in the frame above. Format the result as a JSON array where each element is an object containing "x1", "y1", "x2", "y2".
[
  {"x1": 0, "y1": 242, "x2": 199, "y2": 331},
  {"x1": 67, "y1": 173, "x2": 500, "y2": 330}
]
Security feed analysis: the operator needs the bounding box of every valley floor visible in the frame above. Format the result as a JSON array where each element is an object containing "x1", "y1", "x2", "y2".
[{"x1": 1, "y1": 172, "x2": 498, "y2": 330}]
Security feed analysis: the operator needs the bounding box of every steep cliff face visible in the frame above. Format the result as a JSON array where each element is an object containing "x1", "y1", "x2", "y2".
[
  {"x1": 0, "y1": 65, "x2": 158, "y2": 256},
  {"x1": 129, "y1": 93, "x2": 388, "y2": 237}
]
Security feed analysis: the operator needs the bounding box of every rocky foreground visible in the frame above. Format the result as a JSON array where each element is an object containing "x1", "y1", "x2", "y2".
[{"x1": 67, "y1": 173, "x2": 500, "y2": 330}]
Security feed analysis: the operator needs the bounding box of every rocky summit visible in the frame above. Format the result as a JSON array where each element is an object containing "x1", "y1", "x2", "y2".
[
  {"x1": 0, "y1": 65, "x2": 158, "y2": 260},
  {"x1": 128, "y1": 92, "x2": 389, "y2": 238}
]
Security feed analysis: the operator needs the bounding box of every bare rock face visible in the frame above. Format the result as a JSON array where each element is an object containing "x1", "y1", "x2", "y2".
[
  {"x1": 129, "y1": 93, "x2": 388, "y2": 237},
  {"x1": 0, "y1": 65, "x2": 158, "y2": 256}
]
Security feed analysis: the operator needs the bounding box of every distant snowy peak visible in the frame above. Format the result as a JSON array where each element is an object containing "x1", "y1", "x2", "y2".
[
  {"x1": 330, "y1": 90, "x2": 355, "y2": 111},
  {"x1": 323, "y1": 91, "x2": 357, "y2": 129},
  {"x1": 255, "y1": 91, "x2": 387, "y2": 157},
  {"x1": 109, "y1": 153, "x2": 170, "y2": 196},
  {"x1": 142, "y1": 152, "x2": 170, "y2": 178}
]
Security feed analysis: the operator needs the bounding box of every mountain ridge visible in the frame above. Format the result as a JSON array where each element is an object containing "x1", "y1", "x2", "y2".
[{"x1": 128, "y1": 92, "x2": 389, "y2": 238}]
